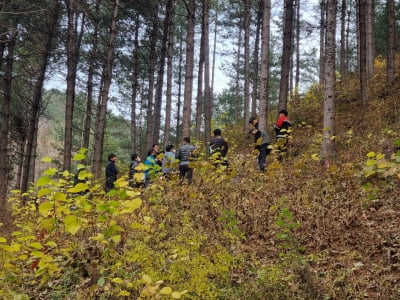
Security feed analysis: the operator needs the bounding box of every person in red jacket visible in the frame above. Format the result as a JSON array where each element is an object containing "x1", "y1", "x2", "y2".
[{"x1": 274, "y1": 109, "x2": 292, "y2": 160}]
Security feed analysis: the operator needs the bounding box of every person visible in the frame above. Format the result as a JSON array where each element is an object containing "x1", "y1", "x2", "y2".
[
  {"x1": 176, "y1": 137, "x2": 195, "y2": 185},
  {"x1": 152, "y1": 143, "x2": 163, "y2": 167},
  {"x1": 274, "y1": 109, "x2": 292, "y2": 160},
  {"x1": 105, "y1": 153, "x2": 118, "y2": 192},
  {"x1": 144, "y1": 149, "x2": 158, "y2": 183},
  {"x1": 249, "y1": 128, "x2": 271, "y2": 172},
  {"x1": 209, "y1": 129, "x2": 229, "y2": 166},
  {"x1": 249, "y1": 116, "x2": 259, "y2": 129},
  {"x1": 162, "y1": 144, "x2": 176, "y2": 178},
  {"x1": 129, "y1": 154, "x2": 145, "y2": 187}
]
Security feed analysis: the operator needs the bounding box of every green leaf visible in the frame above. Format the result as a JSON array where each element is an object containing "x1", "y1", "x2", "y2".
[
  {"x1": 0, "y1": 237, "x2": 7, "y2": 243},
  {"x1": 111, "y1": 277, "x2": 123, "y2": 284},
  {"x1": 159, "y1": 287, "x2": 172, "y2": 295},
  {"x1": 73, "y1": 153, "x2": 86, "y2": 161},
  {"x1": 36, "y1": 176, "x2": 50, "y2": 187},
  {"x1": 38, "y1": 201, "x2": 54, "y2": 216},
  {"x1": 43, "y1": 168, "x2": 57, "y2": 176},
  {"x1": 37, "y1": 188, "x2": 52, "y2": 198},
  {"x1": 64, "y1": 215, "x2": 81, "y2": 235},
  {"x1": 97, "y1": 277, "x2": 105, "y2": 286},
  {"x1": 41, "y1": 157, "x2": 52, "y2": 163},
  {"x1": 111, "y1": 235, "x2": 121, "y2": 243},
  {"x1": 29, "y1": 242, "x2": 43, "y2": 250},
  {"x1": 54, "y1": 192, "x2": 67, "y2": 201}
]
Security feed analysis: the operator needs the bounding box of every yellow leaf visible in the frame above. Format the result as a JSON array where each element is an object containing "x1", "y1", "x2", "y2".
[
  {"x1": 366, "y1": 152, "x2": 376, "y2": 158},
  {"x1": 142, "y1": 274, "x2": 152, "y2": 284},
  {"x1": 111, "y1": 235, "x2": 121, "y2": 243},
  {"x1": 366, "y1": 159, "x2": 377, "y2": 166},
  {"x1": 36, "y1": 176, "x2": 50, "y2": 187},
  {"x1": 37, "y1": 188, "x2": 52, "y2": 198},
  {"x1": 41, "y1": 157, "x2": 52, "y2": 163},
  {"x1": 54, "y1": 192, "x2": 67, "y2": 201},
  {"x1": 64, "y1": 215, "x2": 81, "y2": 235},
  {"x1": 130, "y1": 222, "x2": 142, "y2": 229},
  {"x1": 159, "y1": 287, "x2": 172, "y2": 295},
  {"x1": 29, "y1": 242, "x2": 43, "y2": 250},
  {"x1": 45, "y1": 241, "x2": 57, "y2": 248},
  {"x1": 172, "y1": 291, "x2": 182, "y2": 299},
  {"x1": 111, "y1": 277, "x2": 124, "y2": 284},
  {"x1": 39, "y1": 201, "x2": 54, "y2": 216},
  {"x1": 0, "y1": 237, "x2": 7, "y2": 243},
  {"x1": 376, "y1": 153, "x2": 385, "y2": 160},
  {"x1": 73, "y1": 153, "x2": 86, "y2": 161},
  {"x1": 118, "y1": 291, "x2": 130, "y2": 296}
]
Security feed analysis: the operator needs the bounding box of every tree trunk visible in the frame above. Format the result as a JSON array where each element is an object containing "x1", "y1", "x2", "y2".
[
  {"x1": 63, "y1": 0, "x2": 81, "y2": 172},
  {"x1": 210, "y1": 10, "x2": 218, "y2": 102},
  {"x1": 176, "y1": 27, "x2": 184, "y2": 144},
  {"x1": 243, "y1": 0, "x2": 251, "y2": 130},
  {"x1": 319, "y1": 0, "x2": 326, "y2": 85},
  {"x1": 258, "y1": 0, "x2": 271, "y2": 132},
  {"x1": 321, "y1": 0, "x2": 337, "y2": 163},
  {"x1": 366, "y1": 0, "x2": 374, "y2": 79},
  {"x1": 294, "y1": 0, "x2": 300, "y2": 99},
  {"x1": 235, "y1": 25, "x2": 242, "y2": 125},
  {"x1": 131, "y1": 15, "x2": 140, "y2": 153},
  {"x1": 20, "y1": 0, "x2": 61, "y2": 194},
  {"x1": 0, "y1": 29, "x2": 17, "y2": 224},
  {"x1": 91, "y1": 0, "x2": 119, "y2": 178},
  {"x1": 387, "y1": 0, "x2": 396, "y2": 85},
  {"x1": 251, "y1": 0, "x2": 263, "y2": 116},
  {"x1": 357, "y1": 0, "x2": 368, "y2": 107},
  {"x1": 278, "y1": 0, "x2": 294, "y2": 112},
  {"x1": 145, "y1": 3, "x2": 159, "y2": 150},
  {"x1": 182, "y1": 0, "x2": 195, "y2": 137},
  {"x1": 195, "y1": 8, "x2": 205, "y2": 140},
  {"x1": 154, "y1": 0, "x2": 173, "y2": 144},
  {"x1": 163, "y1": 0, "x2": 175, "y2": 147},
  {"x1": 203, "y1": 0, "x2": 212, "y2": 142},
  {"x1": 339, "y1": 0, "x2": 346, "y2": 77},
  {"x1": 82, "y1": 0, "x2": 101, "y2": 156}
]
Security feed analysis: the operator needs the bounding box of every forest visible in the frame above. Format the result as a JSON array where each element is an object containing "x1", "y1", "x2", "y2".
[{"x1": 0, "y1": 0, "x2": 400, "y2": 299}]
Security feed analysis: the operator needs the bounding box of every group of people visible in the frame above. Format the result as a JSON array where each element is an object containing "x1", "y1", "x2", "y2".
[{"x1": 104, "y1": 109, "x2": 292, "y2": 191}]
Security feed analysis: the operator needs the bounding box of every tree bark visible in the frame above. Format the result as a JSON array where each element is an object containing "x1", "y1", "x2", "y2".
[
  {"x1": 63, "y1": 0, "x2": 82, "y2": 172},
  {"x1": 258, "y1": 0, "x2": 271, "y2": 132},
  {"x1": 182, "y1": 0, "x2": 196, "y2": 137},
  {"x1": 366, "y1": 0, "x2": 375, "y2": 79},
  {"x1": 20, "y1": 0, "x2": 61, "y2": 194},
  {"x1": 278, "y1": 0, "x2": 294, "y2": 112},
  {"x1": 203, "y1": 0, "x2": 212, "y2": 142},
  {"x1": 163, "y1": 0, "x2": 175, "y2": 147},
  {"x1": 195, "y1": 7, "x2": 205, "y2": 140},
  {"x1": 251, "y1": 0, "x2": 263, "y2": 116},
  {"x1": 386, "y1": 0, "x2": 396, "y2": 85},
  {"x1": 319, "y1": 0, "x2": 326, "y2": 85},
  {"x1": 321, "y1": 0, "x2": 337, "y2": 163},
  {"x1": 91, "y1": 0, "x2": 119, "y2": 178},
  {"x1": 357, "y1": 0, "x2": 368, "y2": 107},
  {"x1": 0, "y1": 29, "x2": 17, "y2": 223},
  {"x1": 339, "y1": 0, "x2": 346, "y2": 77},
  {"x1": 130, "y1": 15, "x2": 140, "y2": 153},
  {"x1": 154, "y1": 0, "x2": 173, "y2": 144},
  {"x1": 243, "y1": 0, "x2": 251, "y2": 130},
  {"x1": 82, "y1": 0, "x2": 101, "y2": 156}
]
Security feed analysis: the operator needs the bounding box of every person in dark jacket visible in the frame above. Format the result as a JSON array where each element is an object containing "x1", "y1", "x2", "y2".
[
  {"x1": 209, "y1": 129, "x2": 229, "y2": 166},
  {"x1": 249, "y1": 116, "x2": 259, "y2": 129},
  {"x1": 176, "y1": 137, "x2": 195, "y2": 184},
  {"x1": 250, "y1": 128, "x2": 271, "y2": 171},
  {"x1": 274, "y1": 109, "x2": 292, "y2": 160},
  {"x1": 105, "y1": 153, "x2": 118, "y2": 192}
]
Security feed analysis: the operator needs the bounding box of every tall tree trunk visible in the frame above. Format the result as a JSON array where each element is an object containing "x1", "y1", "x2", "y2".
[
  {"x1": 278, "y1": 0, "x2": 294, "y2": 112},
  {"x1": 294, "y1": 0, "x2": 300, "y2": 99},
  {"x1": 154, "y1": 0, "x2": 173, "y2": 144},
  {"x1": 195, "y1": 8, "x2": 205, "y2": 140},
  {"x1": 91, "y1": 0, "x2": 119, "y2": 178},
  {"x1": 0, "y1": 29, "x2": 17, "y2": 224},
  {"x1": 251, "y1": 0, "x2": 263, "y2": 116},
  {"x1": 203, "y1": 0, "x2": 212, "y2": 142},
  {"x1": 20, "y1": 0, "x2": 61, "y2": 194},
  {"x1": 163, "y1": 0, "x2": 175, "y2": 147},
  {"x1": 210, "y1": 10, "x2": 218, "y2": 101},
  {"x1": 321, "y1": 0, "x2": 337, "y2": 163},
  {"x1": 366, "y1": 0, "x2": 374, "y2": 79},
  {"x1": 63, "y1": 0, "x2": 81, "y2": 172},
  {"x1": 258, "y1": 0, "x2": 271, "y2": 132},
  {"x1": 386, "y1": 0, "x2": 396, "y2": 85},
  {"x1": 145, "y1": 2, "x2": 159, "y2": 150},
  {"x1": 319, "y1": 0, "x2": 326, "y2": 85},
  {"x1": 357, "y1": 0, "x2": 368, "y2": 107},
  {"x1": 243, "y1": 0, "x2": 251, "y2": 130},
  {"x1": 235, "y1": 25, "x2": 242, "y2": 124},
  {"x1": 339, "y1": 0, "x2": 346, "y2": 77},
  {"x1": 82, "y1": 0, "x2": 101, "y2": 155},
  {"x1": 131, "y1": 15, "x2": 140, "y2": 153},
  {"x1": 176, "y1": 27, "x2": 184, "y2": 144},
  {"x1": 182, "y1": 0, "x2": 195, "y2": 137}
]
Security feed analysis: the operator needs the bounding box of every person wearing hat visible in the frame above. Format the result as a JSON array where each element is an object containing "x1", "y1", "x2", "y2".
[{"x1": 274, "y1": 109, "x2": 292, "y2": 160}]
